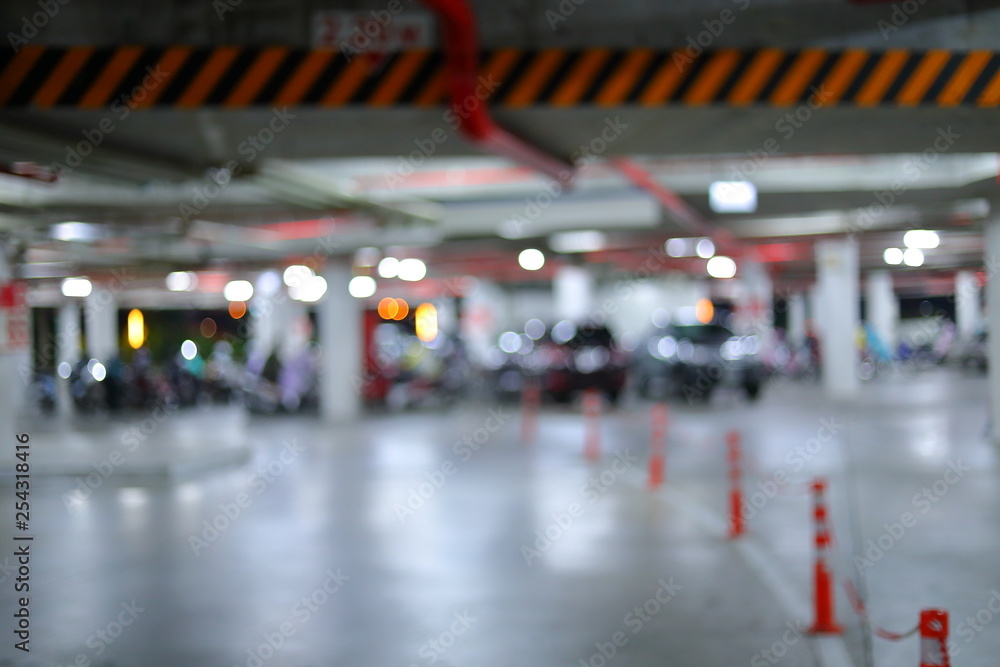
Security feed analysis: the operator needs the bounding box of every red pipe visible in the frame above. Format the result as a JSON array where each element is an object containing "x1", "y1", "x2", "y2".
[{"x1": 420, "y1": 0, "x2": 577, "y2": 185}]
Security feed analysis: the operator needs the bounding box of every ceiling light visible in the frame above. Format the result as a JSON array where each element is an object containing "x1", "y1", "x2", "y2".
[
  {"x1": 549, "y1": 230, "x2": 606, "y2": 254},
  {"x1": 397, "y1": 258, "x2": 427, "y2": 282},
  {"x1": 166, "y1": 271, "x2": 197, "y2": 292},
  {"x1": 903, "y1": 248, "x2": 925, "y2": 267},
  {"x1": 903, "y1": 230, "x2": 939, "y2": 249},
  {"x1": 378, "y1": 257, "x2": 400, "y2": 279},
  {"x1": 706, "y1": 256, "x2": 737, "y2": 279},
  {"x1": 883, "y1": 248, "x2": 903, "y2": 265},
  {"x1": 696, "y1": 238, "x2": 716, "y2": 259},
  {"x1": 223, "y1": 280, "x2": 254, "y2": 302},
  {"x1": 348, "y1": 275, "x2": 377, "y2": 299},
  {"x1": 709, "y1": 181, "x2": 757, "y2": 213},
  {"x1": 518, "y1": 249, "x2": 545, "y2": 271},
  {"x1": 61, "y1": 277, "x2": 92, "y2": 298},
  {"x1": 666, "y1": 238, "x2": 694, "y2": 257},
  {"x1": 282, "y1": 265, "x2": 314, "y2": 287},
  {"x1": 290, "y1": 276, "x2": 328, "y2": 302}
]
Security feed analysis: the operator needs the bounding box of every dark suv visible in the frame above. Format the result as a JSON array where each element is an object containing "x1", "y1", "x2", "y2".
[{"x1": 633, "y1": 323, "x2": 766, "y2": 402}]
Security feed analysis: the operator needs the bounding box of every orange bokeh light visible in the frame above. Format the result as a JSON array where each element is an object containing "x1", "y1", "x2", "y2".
[
  {"x1": 378, "y1": 297, "x2": 399, "y2": 320},
  {"x1": 393, "y1": 298, "x2": 409, "y2": 320},
  {"x1": 229, "y1": 301, "x2": 247, "y2": 319}
]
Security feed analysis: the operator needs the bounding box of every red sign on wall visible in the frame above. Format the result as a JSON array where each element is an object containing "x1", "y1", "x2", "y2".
[
  {"x1": 0, "y1": 281, "x2": 29, "y2": 354},
  {"x1": 311, "y1": 11, "x2": 434, "y2": 53}
]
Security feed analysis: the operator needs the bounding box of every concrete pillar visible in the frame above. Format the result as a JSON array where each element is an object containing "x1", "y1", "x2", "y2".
[
  {"x1": 985, "y1": 219, "x2": 1000, "y2": 443},
  {"x1": 85, "y1": 287, "x2": 119, "y2": 361},
  {"x1": 554, "y1": 264, "x2": 594, "y2": 322},
  {"x1": 57, "y1": 304, "x2": 82, "y2": 413},
  {"x1": 815, "y1": 239, "x2": 860, "y2": 399},
  {"x1": 865, "y1": 271, "x2": 897, "y2": 358},
  {"x1": 317, "y1": 259, "x2": 362, "y2": 422},
  {"x1": 956, "y1": 270, "x2": 981, "y2": 341},
  {"x1": 787, "y1": 292, "x2": 807, "y2": 348}
]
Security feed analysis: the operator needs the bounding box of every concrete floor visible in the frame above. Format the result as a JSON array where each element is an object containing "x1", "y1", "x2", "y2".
[{"x1": 1, "y1": 367, "x2": 997, "y2": 667}]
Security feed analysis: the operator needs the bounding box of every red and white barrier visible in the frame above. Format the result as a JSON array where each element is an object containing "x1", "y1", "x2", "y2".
[
  {"x1": 726, "y1": 430, "x2": 744, "y2": 539},
  {"x1": 583, "y1": 389, "x2": 601, "y2": 461},
  {"x1": 648, "y1": 403, "x2": 668, "y2": 489},
  {"x1": 919, "y1": 609, "x2": 950, "y2": 667},
  {"x1": 808, "y1": 477, "x2": 842, "y2": 634}
]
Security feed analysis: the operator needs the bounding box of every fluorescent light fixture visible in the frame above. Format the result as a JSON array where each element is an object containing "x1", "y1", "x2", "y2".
[
  {"x1": 666, "y1": 238, "x2": 694, "y2": 257},
  {"x1": 377, "y1": 257, "x2": 400, "y2": 279},
  {"x1": 166, "y1": 271, "x2": 197, "y2": 292},
  {"x1": 290, "y1": 276, "x2": 328, "y2": 302},
  {"x1": 903, "y1": 248, "x2": 925, "y2": 267},
  {"x1": 348, "y1": 275, "x2": 377, "y2": 298},
  {"x1": 61, "y1": 277, "x2": 92, "y2": 298},
  {"x1": 549, "y1": 230, "x2": 606, "y2": 254},
  {"x1": 181, "y1": 340, "x2": 198, "y2": 361},
  {"x1": 883, "y1": 248, "x2": 903, "y2": 265},
  {"x1": 518, "y1": 249, "x2": 545, "y2": 271},
  {"x1": 50, "y1": 221, "x2": 102, "y2": 242},
  {"x1": 90, "y1": 361, "x2": 107, "y2": 382},
  {"x1": 709, "y1": 181, "x2": 757, "y2": 213},
  {"x1": 706, "y1": 256, "x2": 737, "y2": 279},
  {"x1": 397, "y1": 258, "x2": 427, "y2": 282},
  {"x1": 903, "y1": 230, "x2": 939, "y2": 249},
  {"x1": 282, "y1": 265, "x2": 314, "y2": 287},
  {"x1": 223, "y1": 280, "x2": 254, "y2": 302},
  {"x1": 696, "y1": 238, "x2": 716, "y2": 259}
]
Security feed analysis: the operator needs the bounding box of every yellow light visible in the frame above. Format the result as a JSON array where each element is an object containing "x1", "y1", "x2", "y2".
[
  {"x1": 415, "y1": 303, "x2": 438, "y2": 342},
  {"x1": 378, "y1": 297, "x2": 399, "y2": 320},
  {"x1": 127, "y1": 309, "x2": 145, "y2": 350},
  {"x1": 695, "y1": 298, "x2": 714, "y2": 324},
  {"x1": 393, "y1": 298, "x2": 409, "y2": 320}
]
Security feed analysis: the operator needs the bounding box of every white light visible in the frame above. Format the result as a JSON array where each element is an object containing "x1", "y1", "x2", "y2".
[
  {"x1": 290, "y1": 275, "x2": 328, "y2": 302},
  {"x1": 552, "y1": 319, "x2": 576, "y2": 344},
  {"x1": 90, "y1": 361, "x2": 106, "y2": 382},
  {"x1": 166, "y1": 271, "x2": 197, "y2": 292},
  {"x1": 181, "y1": 340, "x2": 197, "y2": 361},
  {"x1": 498, "y1": 331, "x2": 522, "y2": 354},
  {"x1": 706, "y1": 255, "x2": 737, "y2": 279},
  {"x1": 709, "y1": 181, "x2": 757, "y2": 213},
  {"x1": 903, "y1": 248, "x2": 925, "y2": 267},
  {"x1": 903, "y1": 230, "x2": 939, "y2": 249},
  {"x1": 397, "y1": 258, "x2": 427, "y2": 282},
  {"x1": 696, "y1": 238, "x2": 716, "y2": 259},
  {"x1": 283, "y1": 265, "x2": 314, "y2": 287},
  {"x1": 51, "y1": 221, "x2": 100, "y2": 242},
  {"x1": 666, "y1": 238, "x2": 694, "y2": 257},
  {"x1": 549, "y1": 230, "x2": 606, "y2": 254},
  {"x1": 378, "y1": 257, "x2": 400, "y2": 279},
  {"x1": 518, "y1": 248, "x2": 545, "y2": 271},
  {"x1": 223, "y1": 280, "x2": 254, "y2": 302},
  {"x1": 348, "y1": 275, "x2": 377, "y2": 299},
  {"x1": 525, "y1": 318, "x2": 546, "y2": 340},
  {"x1": 61, "y1": 277, "x2": 92, "y2": 298},
  {"x1": 883, "y1": 248, "x2": 904, "y2": 265},
  {"x1": 57, "y1": 362, "x2": 72, "y2": 379},
  {"x1": 657, "y1": 336, "x2": 677, "y2": 358},
  {"x1": 255, "y1": 270, "x2": 281, "y2": 296}
]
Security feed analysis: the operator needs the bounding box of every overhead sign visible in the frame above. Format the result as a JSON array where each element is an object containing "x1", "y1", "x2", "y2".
[{"x1": 311, "y1": 10, "x2": 435, "y2": 53}]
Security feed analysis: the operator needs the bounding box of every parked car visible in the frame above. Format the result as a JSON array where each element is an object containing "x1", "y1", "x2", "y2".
[{"x1": 633, "y1": 323, "x2": 766, "y2": 402}]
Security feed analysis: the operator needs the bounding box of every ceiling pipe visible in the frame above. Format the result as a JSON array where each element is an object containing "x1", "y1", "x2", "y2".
[{"x1": 419, "y1": 0, "x2": 577, "y2": 186}]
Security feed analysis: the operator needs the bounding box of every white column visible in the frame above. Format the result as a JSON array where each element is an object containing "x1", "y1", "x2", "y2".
[
  {"x1": 84, "y1": 286, "x2": 119, "y2": 361},
  {"x1": 57, "y1": 304, "x2": 82, "y2": 414},
  {"x1": 955, "y1": 270, "x2": 981, "y2": 341},
  {"x1": 317, "y1": 260, "x2": 362, "y2": 422},
  {"x1": 985, "y1": 220, "x2": 1000, "y2": 443},
  {"x1": 815, "y1": 239, "x2": 860, "y2": 399},
  {"x1": 865, "y1": 271, "x2": 897, "y2": 357},
  {"x1": 554, "y1": 264, "x2": 594, "y2": 322},
  {"x1": 787, "y1": 292, "x2": 807, "y2": 347}
]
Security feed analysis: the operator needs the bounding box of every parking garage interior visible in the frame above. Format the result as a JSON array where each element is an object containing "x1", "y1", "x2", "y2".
[{"x1": 3, "y1": 1, "x2": 1000, "y2": 666}]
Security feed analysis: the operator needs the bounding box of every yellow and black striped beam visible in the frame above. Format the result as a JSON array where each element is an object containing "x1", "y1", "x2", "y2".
[{"x1": 2, "y1": 46, "x2": 1000, "y2": 109}]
